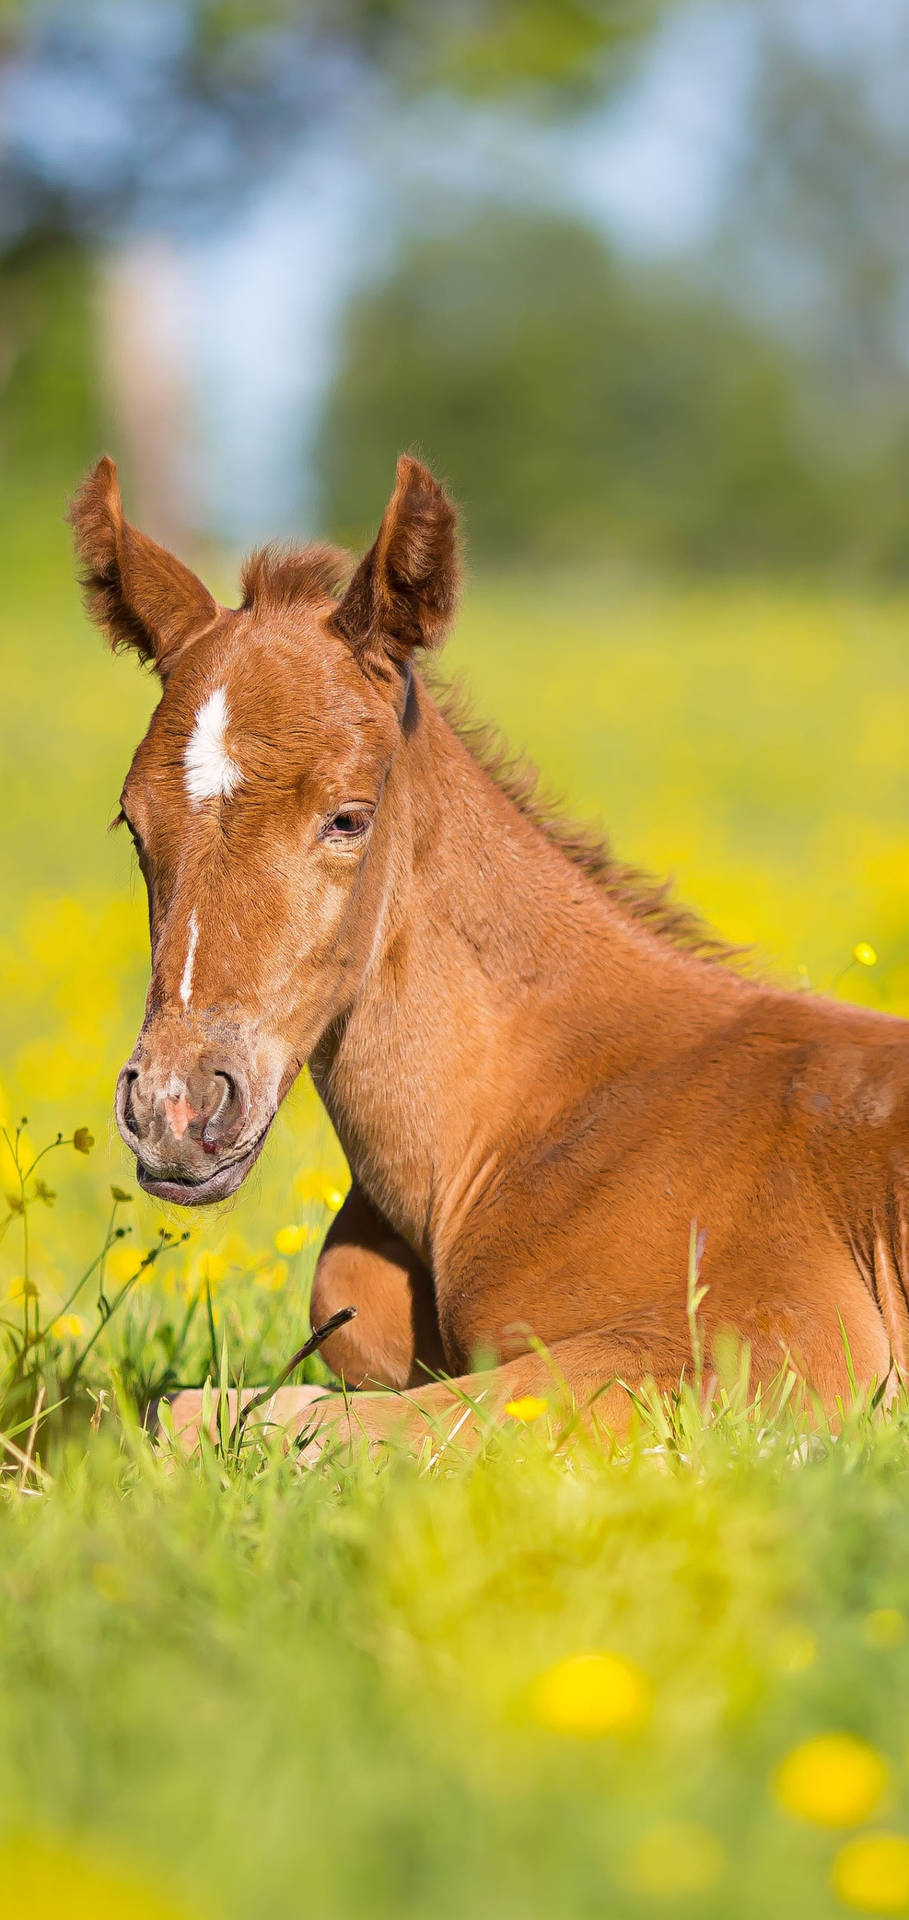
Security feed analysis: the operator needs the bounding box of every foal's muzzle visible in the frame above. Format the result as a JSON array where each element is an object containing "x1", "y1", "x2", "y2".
[{"x1": 116, "y1": 1054, "x2": 272, "y2": 1205}]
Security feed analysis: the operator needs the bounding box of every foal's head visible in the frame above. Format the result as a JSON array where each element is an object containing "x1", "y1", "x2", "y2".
[{"x1": 71, "y1": 454, "x2": 459, "y2": 1203}]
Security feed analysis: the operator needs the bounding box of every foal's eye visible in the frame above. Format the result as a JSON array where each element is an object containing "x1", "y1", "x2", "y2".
[
  {"x1": 320, "y1": 807, "x2": 373, "y2": 847},
  {"x1": 115, "y1": 808, "x2": 142, "y2": 851}
]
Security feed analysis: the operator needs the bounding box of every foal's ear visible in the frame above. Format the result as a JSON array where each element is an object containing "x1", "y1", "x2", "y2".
[
  {"x1": 330, "y1": 454, "x2": 460, "y2": 673},
  {"x1": 68, "y1": 457, "x2": 219, "y2": 674}
]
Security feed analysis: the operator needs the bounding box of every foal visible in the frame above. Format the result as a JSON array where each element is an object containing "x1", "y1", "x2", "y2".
[{"x1": 70, "y1": 453, "x2": 909, "y2": 1452}]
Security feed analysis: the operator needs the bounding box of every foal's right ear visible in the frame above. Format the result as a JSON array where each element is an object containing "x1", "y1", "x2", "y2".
[
  {"x1": 329, "y1": 454, "x2": 460, "y2": 676},
  {"x1": 68, "y1": 457, "x2": 219, "y2": 675}
]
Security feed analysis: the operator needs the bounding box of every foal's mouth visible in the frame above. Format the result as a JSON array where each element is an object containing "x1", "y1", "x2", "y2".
[{"x1": 134, "y1": 1123, "x2": 272, "y2": 1207}]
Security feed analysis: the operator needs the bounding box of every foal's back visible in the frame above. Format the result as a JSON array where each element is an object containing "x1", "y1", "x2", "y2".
[{"x1": 421, "y1": 837, "x2": 909, "y2": 1398}]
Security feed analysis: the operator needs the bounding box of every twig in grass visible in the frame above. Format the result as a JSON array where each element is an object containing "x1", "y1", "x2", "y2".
[
  {"x1": 228, "y1": 1306, "x2": 357, "y2": 1451},
  {"x1": 17, "y1": 1382, "x2": 45, "y2": 1489},
  {"x1": 0, "y1": 1423, "x2": 52, "y2": 1487}
]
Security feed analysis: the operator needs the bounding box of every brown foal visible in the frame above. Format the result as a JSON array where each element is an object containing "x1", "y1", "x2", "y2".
[{"x1": 70, "y1": 453, "x2": 909, "y2": 1454}]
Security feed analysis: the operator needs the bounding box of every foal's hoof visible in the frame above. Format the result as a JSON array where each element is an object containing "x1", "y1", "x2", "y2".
[{"x1": 159, "y1": 1385, "x2": 334, "y2": 1457}]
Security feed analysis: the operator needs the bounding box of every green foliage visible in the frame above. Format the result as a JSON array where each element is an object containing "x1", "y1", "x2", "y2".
[
  {"x1": 317, "y1": 213, "x2": 851, "y2": 568},
  {"x1": 419, "y1": 0, "x2": 652, "y2": 99},
  {"x1": 4, "y1": 1393, "x2": 909, "y2": 1916},
  {"x1": 5, "y1": 0, "x2": 652, "y2": 95},
  {"x1": 0, "y1": 241, "x2": 102, "y2": 485}
]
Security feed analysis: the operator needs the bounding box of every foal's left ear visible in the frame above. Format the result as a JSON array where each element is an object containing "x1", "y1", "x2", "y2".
[
  {"x1": 68, "y1": 456, "x2": 219, "y2": 675},
  {"x1": 330, "y1": 454, "x2": 460, "y2": 675}
]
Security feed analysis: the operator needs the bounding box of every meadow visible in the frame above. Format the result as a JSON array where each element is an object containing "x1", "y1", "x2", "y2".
[{"x1": 2, "y1": 504, "x2": 909, "y2": 1918}]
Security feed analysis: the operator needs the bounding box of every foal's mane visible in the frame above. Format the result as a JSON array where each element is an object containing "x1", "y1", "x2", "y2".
[
  {"x1": 429, "y1": 674, "x2": 740, "y2": 964},
  {"x1": 241, "y1": 543, "x2": 351, "y2": 612}
]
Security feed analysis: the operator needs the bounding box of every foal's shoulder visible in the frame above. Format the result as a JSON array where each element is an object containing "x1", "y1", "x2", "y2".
[{"x1": 722, "y1": 984, "x2": 909, "y2": 1128}]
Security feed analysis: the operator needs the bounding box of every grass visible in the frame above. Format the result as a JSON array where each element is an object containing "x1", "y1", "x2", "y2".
[
  {"x1": 5, "y1": 1399, "x2": 909, "y2": 1919},
  {"x1": 2, "y1": 509, "x2": 909, "y2": 1915}
]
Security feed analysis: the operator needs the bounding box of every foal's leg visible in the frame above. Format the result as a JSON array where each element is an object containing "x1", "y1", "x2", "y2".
[
  {"x1": 309, "y1": 1181, "x2": 446, "y2": 1389},
  {"x1": 165, "y1": 1184, "x2": 445, "y2": 1453},
  {"x1": 163, "y1": 1328, "x2": 686, "y2": 1459},
  {"x1": 281, "y1": 1327, "x2": 691, "y2": 1459}
]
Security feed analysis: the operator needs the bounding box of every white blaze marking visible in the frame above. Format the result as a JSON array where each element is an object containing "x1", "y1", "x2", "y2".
[
  {"x1": 184, "y1": 686, "x2": 242, "y2": 805},
  {"x1": 180, "y1": 910, "x2": 199, "y2": 1007}
]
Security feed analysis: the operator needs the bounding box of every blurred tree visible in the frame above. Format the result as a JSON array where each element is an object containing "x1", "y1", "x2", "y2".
[
  {"x1": 713, "y1": 0, "x2": 909, "y2": 570},
  {"x1": 0, "y1": 236, "x2": 103, "y2": 520},
  {"x1": 0, "y1": 0, "x2": 656, "y2": 248},
  {"x1": 316, "y1": 211, "x2": 846, "y2": 568},
  {"x1": 6, "y1": 0, "x2": 909, "y2": 572},
  {"x1": 0, "y1": 0, "x2": 659, "y2": 543}
]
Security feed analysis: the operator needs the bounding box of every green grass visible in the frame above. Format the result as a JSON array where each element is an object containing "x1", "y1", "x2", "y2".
[
  {"x1": 5, "y1": 1401, "x2": 909, "y2": 1919},
  {"x1": 3, "y1": 513, "x2": 909, "y2": 1916}
]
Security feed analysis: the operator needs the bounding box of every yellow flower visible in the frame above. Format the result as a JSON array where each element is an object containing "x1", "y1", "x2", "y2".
[
  {"x1": 864, "y1": 1610, "x2": 907, "y2": 1650},
  {"x1": 6, "y1": 1275, "x2": 39, "y2": 1302},
  {"x1": 196, "y1": 1252, "x2": 227, "y2": 1287},
  {"x1": 773, "y1": 1733, "x2": 888, "y2": 1827},
  {"x1": 832, "y1": 1834, "x2": 909, "y2": 1912},
  {"x1": 505, "y1": 1395, "x2": 548, "y2": 1423},
  {"x1": 274, "y1": 1224, "x2": 312, "y2": 1257},
  {"x1": 0, "y1": 1834, "x2": 189, "y2": 1917},
  {"x1": 854, "y1": 942, "x2": 878, "y2": 968},
  {"x1": 531, "y1": 1651, "x2": 652, "y2": 1737},
  {"x1": 625, "y1": 1821, "x2": 725, "y2": 1896},
  {"x1": 294, "y1": 1169, "x2": 347, "y2": 1211},
  {"x1": 49, "y1": 1313, "x2": 86, "y2": 1342},
  {"x1": 258, "y1": 1260, "x2": 289, "y2": 1292},
  {"x1": 106, "y1": 1245, "x2": 144, "y2": 1286}
]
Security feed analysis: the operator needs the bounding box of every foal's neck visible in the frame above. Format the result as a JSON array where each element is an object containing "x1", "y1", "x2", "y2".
[{"x1": 312, "y1": 678, "x2": 735, "y2": 1260}]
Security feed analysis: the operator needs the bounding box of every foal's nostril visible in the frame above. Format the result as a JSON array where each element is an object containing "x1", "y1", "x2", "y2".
[
  {"x1": 201, "y1": 1071, "x2": 242, "y2": 1152},
  {"x1": 116, "y1": 1064, "x2": 142, "y2": 1141}
]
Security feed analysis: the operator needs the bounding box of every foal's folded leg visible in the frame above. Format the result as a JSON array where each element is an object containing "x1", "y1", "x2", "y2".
[
  {"x1": 285, "y1": 1327, "x2": 692, "y2": 1459},
  {"x1": 161, "y1": 1384, "x2": 334, "y2": 1456},
  {"x1": 309, "y1": 1179, "x2": 446, "y2": 1389},
  {"x1": 162, "y1": 1328, "x2": 686, "y2": 1460},
  {"x1": 163, "y1": 1181, "x2": 447, "y2": 1456}
]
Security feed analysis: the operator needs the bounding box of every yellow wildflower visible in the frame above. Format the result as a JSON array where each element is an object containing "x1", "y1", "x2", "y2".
[
  {"x1": 0, "y1": 1834, "x2": 188, "y2": 1917},
  {"x1": 106, "y1": 1245, "x2": 144, "y2": 1287},
  {"x1": 196, "y1": 1252, "x2": 227, "y2": 1287},
  {"x1": 505, "y1": 1395, "x2": 548, "y2": 1422},
  {"x1": 531, "y1": 1651, "x2": 652, "y2": 1737},
  {"x1": 773, "y1": 1733, "x2": 888, "y2": 1827},
  {"x1": 854, "y1": 942, "x2": 878, "y2": 968},
  {"x1": 258, "y1": 1260, "x2": 289, "y2": 1291},
  {"x1": 294, "y1": 1169, "x2": 346, "y2": 1211},
  {"x1": 50, "y1": 1313, "x2": 86, "y2": 1342},
  {"x1": 832, "y1": 1834, "x2": 909, "y2": 1912},
  {"x1": 6, "y1": 1275, "x2": 39, "y2": 1302},
  {"x1": 625, "y1": 1821, "x2": 724, "y2": 1896},
  {"x1": 274, "y1": 1224, "x2": 312, "y2": 1257},
  {"x1": 864, "y1": 1610, "x2": 907, "y2": 1650}
]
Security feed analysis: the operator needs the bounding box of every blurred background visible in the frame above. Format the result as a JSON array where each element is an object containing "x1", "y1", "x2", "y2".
[{"x1": 1, "y1": 0, "x2": 909, "y2": 1376}]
